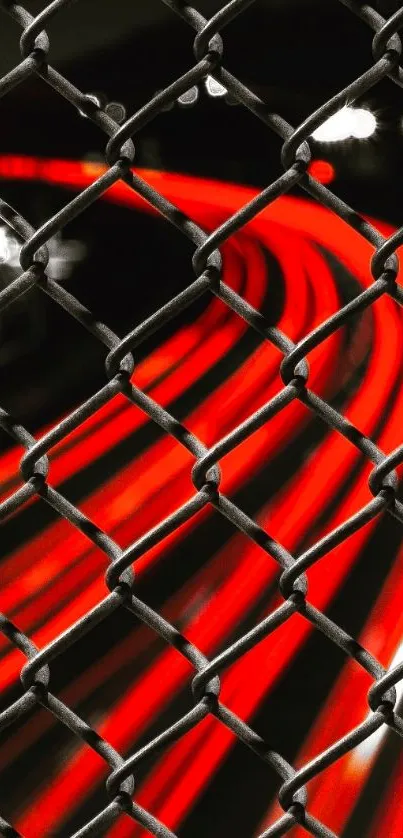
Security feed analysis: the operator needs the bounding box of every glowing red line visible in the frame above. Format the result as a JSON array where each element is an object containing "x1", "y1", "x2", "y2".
[
  {"x1": 0, "y1": 528, "x2": 234, "y2": 772},
  {"x1": 128, "y1": 279, "x2": 403, "y2": 833},
  {"x1": 105, "y1": 221, "x2": 403, "y2": 833},
  {"x1": 0, "y1": 222, "x2": 308, "y2": 667},
  {"x1": 0, "y1": 156, "x2": 400, "y2": 832},
  {"x1": 15, "y1": 230, "x2": 340, "y2": 837},
  {"x1": 272, "y1": 544, "x2": 403, "y2": 836},
  {"x1": 0, "y1": 224, "x2": 247, "y2": 501},
  {"x1": 0, "y1": 235, "x2": 265, "y2": 626},
  {"x1": 0, "y1": 185, "x2": 324, "y2": 808},
  {"x1": 0, "y1": 239, "x2": 248, "y2": 587}
]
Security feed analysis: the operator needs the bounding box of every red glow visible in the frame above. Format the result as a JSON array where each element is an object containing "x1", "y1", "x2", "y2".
[
  {"x1": 0, "y1": 155, "x2": 402, "y2": 838},
  {"x1": 308, "y1": 159, "x2": 335, "y2": 184}
]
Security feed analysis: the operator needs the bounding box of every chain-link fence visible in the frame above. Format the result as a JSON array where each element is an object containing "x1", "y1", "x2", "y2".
[{"x1": 2, "y1": 1, "x2": 403, "y2": 836}]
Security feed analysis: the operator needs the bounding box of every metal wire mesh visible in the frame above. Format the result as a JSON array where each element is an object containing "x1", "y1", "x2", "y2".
[{"x1": 2, "y1": 1, "x2": 403, "y2": 836}]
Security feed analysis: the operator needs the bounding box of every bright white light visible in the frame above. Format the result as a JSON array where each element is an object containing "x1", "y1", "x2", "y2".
[
  {"x1": 350, "y1": 109, "x2": 377, "y2": 139},
  {"x1": 0, "y1": 226, "x2": 85, "y2": 281},
  {"x1": 312, "y1": 106, "x2": 376, "y2": 142},
  {"x1": 312, "y1": 108, "x2": 355, "y2": 142},
  {"x1": 177, "y1": 86, "x2": 199, "y2": 107},
  {"x1": 205, "y1": 76, "x2": 227, "y2": 98},
  {"x1": 0, "y1": 227, "x2": 11, "y2": 263},
  {"x1": 46, "y1": 234, "x2": 87, "y2": 281},
  {"x1": 354, "y1": 640, "x2": 403, "y2": 763}
]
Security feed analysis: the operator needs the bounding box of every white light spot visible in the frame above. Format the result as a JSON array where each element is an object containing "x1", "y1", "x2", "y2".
[
  {"x1": 0, "y1": 227, "x2": 85, "y2": 282},
  {"x1": 312, "y1": 106, "x2": 376, "y2": 143},
  {"x1": 354, "y1": 640, "x2": 403, "y2": 763},
  {"x1": 0, "y1": 227, "x2": 11, "y2": 263},
  {"x1": 205, "y1": 76, "x2": 227, "y2": 97},
  {"x1": 177, "y1": 86, "x2": 199, "y2": 107},
  {"x1": 350, "y1": 109, "x2": 377, "y2": 139}
]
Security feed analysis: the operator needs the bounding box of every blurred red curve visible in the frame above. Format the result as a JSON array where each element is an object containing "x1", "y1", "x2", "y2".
[
  {"x1": 3, "y1": 162, "x2": 337, "y2": 832},
  {"x1": 259, "y1": 538, "x2": 403, "y2": 836},
  {"x1": 103, "y1": 204, "x2": 403, "y2": 838},
  {"x1": 0, "y1": 157, "x2": 401, "y2": 837}
]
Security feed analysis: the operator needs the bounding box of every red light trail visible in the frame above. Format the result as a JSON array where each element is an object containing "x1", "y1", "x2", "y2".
[{"x1": 0, "y1": 155, "x2": 401, "y2": 837}]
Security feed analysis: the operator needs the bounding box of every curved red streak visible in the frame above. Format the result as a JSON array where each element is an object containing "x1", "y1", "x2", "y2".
[
  {"x1": 1, "y1": 158, "x2": 400, "y2": 837},
  {"x1": 0, "y1": 232, "x2": 267, "y2": 642},
  {"x1": 0, "y1": 220, "x2": 312, "y2": 675},
  {"x1": 0, "y1": 214, "x2": 246, "y2": 504},
  {"x1": 261, "y1": 542, "x2": 403, "y2": 836},
  {"x1": 0, "y1": 527, "x2": 236, "y2": 773},
  {"x1": 106, "y1": 222, "x2": 403, "y2": 833},
  {"x1": 118, "y1": 395, "x2": 402, "y2": 835},
  {"x1": 15, "y1": 229, "x2": 340, "y2": 835},
  {"x1": 0, "y1": 237, "x2": 250, "y2": 592},
  {"x1": 0, "y1": 219, "x2": 247, "y2": 501},
  {"x1": 121, "y1": 243, "x2": 403, "y2": 834},
  {"x1": 0, "y1": 223, "x2": 315, "y2": 777}
]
